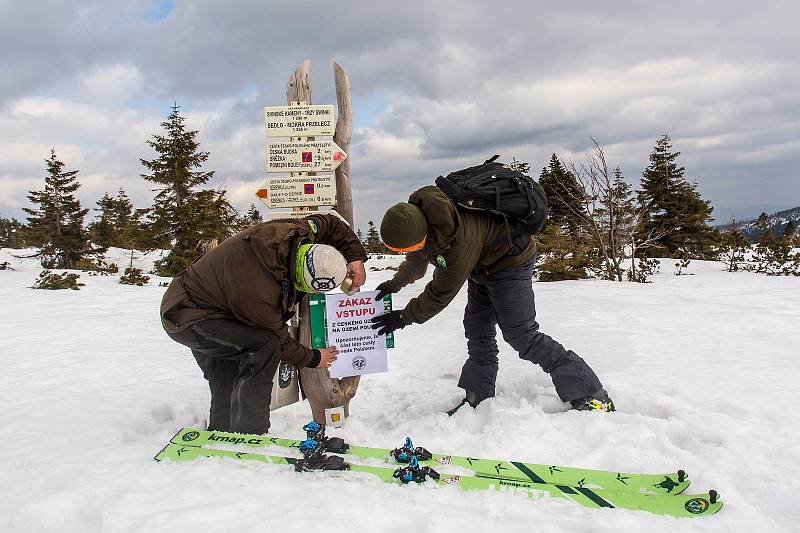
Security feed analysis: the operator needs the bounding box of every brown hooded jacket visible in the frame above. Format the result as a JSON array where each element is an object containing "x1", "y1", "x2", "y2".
[{"x1": 160, "y1": 213, "x2": 367, "y2": 367}]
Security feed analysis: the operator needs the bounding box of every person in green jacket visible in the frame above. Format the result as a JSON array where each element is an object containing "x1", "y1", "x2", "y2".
[{"x1": 370, "y1": 186, "x2": 613, "y2": 414}]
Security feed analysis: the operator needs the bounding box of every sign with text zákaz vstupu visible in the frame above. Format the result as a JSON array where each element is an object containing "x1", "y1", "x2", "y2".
[
  {"x1": 324, "y1": 291, "x2": 389, "y2": 379},
  {"x1": 264, "y1": 104, "x2": 335, "y2": 137},
  {"x1": 267, "y1": 141, "x2": 347, "y2": 173}
]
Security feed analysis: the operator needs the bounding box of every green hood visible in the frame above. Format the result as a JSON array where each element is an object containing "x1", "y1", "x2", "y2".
[{"x1": 408, "y1": 186, "x2": 459, "y2": 255}]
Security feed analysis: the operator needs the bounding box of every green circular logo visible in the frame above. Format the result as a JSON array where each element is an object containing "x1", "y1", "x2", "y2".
[
  {"x1": 182, "y1": 431, "x2": 200, "y2": 442},
  {"x1": 684, "y1": 498, "x2": 710, "y2": 514}
]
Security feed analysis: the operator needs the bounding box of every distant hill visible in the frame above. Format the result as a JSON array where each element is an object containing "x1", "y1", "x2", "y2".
[{"x1": 717, "y1": 206, "x2": 800, "y2": 241}]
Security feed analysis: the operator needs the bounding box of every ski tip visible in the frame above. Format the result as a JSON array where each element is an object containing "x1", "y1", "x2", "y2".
[
  {"x1": 677, "y1": 469, "x2": 687, "y2": 482},
  {"x1": 709, "y1": 489, "x2": 719, "y2": 504}
]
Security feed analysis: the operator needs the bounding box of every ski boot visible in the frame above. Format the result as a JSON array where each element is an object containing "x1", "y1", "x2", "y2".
[
  {"x1": 571, "y1": 390, "x2": 615, "y2": 412},
  {"x1": 390, "y1": 437, "x2": 433, "y2": 463},
  {"x1": 302, "y1": 421, "x2": 349, "y2": 454},
  {"x1": 392, "y1": 455, "x2": 440, "y2": 484},
  {"x1": 446, "y1": 390, "x2": 482, "y2": 416}
]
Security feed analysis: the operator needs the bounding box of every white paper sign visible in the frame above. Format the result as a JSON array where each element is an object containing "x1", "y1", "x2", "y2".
[{"x1": 325, "y1": 290, "x2": 388, "y2": 378}]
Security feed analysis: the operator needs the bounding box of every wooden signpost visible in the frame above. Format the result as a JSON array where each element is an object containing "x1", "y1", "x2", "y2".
[{"x1": 257, "y1": 60, "x2": 359, "y2": 424}]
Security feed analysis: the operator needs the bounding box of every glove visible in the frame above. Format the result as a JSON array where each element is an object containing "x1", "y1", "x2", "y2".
[
  {"x1": 374, "y1": 280, "x2": 398, "y2": 301},
  {"x1": 371, "y1": 310, "x2": 408, "y2": 336}
]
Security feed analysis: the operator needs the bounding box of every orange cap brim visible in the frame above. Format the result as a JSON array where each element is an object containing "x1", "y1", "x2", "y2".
[{"x1": 385, "y1": 236, "x2": 426, "y2": 253}]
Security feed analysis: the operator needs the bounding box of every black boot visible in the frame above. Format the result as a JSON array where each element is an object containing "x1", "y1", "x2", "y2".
[
  {"x1": 570, "y1": 389, "x2": 615, "y2": 412},
  {"x1": 447, "y1": 390, "x2": 481, "y2": 416}
]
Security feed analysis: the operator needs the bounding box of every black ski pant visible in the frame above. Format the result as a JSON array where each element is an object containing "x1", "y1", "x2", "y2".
[
  {"x1": 459, "y1": 258, "x2": 604, "y2": 404},
  {"x1": 168, "y1": 318, "x2": 281, "y2": 434}
]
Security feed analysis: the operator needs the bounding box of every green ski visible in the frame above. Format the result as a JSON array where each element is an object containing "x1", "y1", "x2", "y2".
[
  {"x1": 170, "y1": 426, "x2": 689, "y2": 495},
  {"x1": 155, "y1": 442, "x2": 722, "y2": 518}
]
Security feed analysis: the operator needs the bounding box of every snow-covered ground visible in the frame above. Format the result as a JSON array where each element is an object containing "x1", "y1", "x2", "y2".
[{"x1": 1, "y1": 248, "x2": 798, "y2": 532}]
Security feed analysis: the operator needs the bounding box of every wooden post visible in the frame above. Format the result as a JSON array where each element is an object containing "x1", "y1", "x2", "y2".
[
  {"x1": 287, "y1": 60, "x2": 361, "y2": 424},
  {"x1": 333, "y1": 61, "x2": 353, "y2": 225}
]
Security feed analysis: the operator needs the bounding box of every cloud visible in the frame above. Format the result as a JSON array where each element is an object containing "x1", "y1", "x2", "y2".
[{"x1": 1, "y1": 0, "x2": 799, "y2": 232}]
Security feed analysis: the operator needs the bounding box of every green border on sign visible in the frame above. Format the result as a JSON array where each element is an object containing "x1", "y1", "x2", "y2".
[{"x1": 308, "y1": 293, "x2": 394, "y2": 349}]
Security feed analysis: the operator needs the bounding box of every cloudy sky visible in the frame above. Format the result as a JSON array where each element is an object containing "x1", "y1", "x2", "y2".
[{"x1": 1, "y1": 0, "x2": 798, "y2": 231}]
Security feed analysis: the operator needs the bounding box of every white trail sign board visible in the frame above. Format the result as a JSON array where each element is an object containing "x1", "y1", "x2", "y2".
[
  {"x1": 267, "y1": 141, "x2": 347, "y2": 173},
  {"x1": 256, "y1": 175, "x2": 337, "y2": 208},
  {"x1": 264, "y1": 104, "x2": 335, "y2": 137},
  {"x1": 325, "y1": 291, "x2": 388, "y2": 378}
]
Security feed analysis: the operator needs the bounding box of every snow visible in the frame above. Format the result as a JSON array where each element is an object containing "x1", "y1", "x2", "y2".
[{"x1": 1, "y1": 249, "x2": 798, "y2": 532}]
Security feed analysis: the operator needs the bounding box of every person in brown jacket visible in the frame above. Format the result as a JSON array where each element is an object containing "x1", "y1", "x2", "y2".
[
  {"x1": 371, "y1": 186, "x2": 613, "y2": 414},
  {"x1": 161, "y1": 213, "x2": 367, "y2": 434}
]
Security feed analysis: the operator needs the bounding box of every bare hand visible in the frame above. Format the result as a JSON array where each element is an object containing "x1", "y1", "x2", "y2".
[
  {"x1": 346, "y1": 260, "x2": 366, "y2": 290},
  {"x1": 318, "y1": 346, "x2": 339, "y2": 368}
]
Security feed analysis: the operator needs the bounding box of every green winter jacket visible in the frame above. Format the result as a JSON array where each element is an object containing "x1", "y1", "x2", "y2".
[{"x1": 390, "y1": 186, "x2": 536, "y2": 324}]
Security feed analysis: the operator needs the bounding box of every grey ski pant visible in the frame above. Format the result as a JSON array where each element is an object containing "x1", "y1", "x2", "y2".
[
  {"x1": 168, "y1": 318, "x2": 281, "y2": 434},
  {"x1": 459, "y1": 258, "x2": 604, "y2": 403}
]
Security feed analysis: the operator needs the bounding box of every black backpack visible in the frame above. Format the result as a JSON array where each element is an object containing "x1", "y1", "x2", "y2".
[{"x1": 435, "y1": 155, "x2": 549, "y2": 236}]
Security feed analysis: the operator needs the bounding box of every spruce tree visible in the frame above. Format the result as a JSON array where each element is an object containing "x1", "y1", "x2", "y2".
[
  {"x1": 235, "y1": 203, "x2": 263, "y2": 232},
  {"x1": 365, "y1": 221, "x2": 386, "y2": 254},
  {"x1": 88, "y1": 193, "x2": 116, "y2": 248},
  {"x1": 592, "y1": 168, "x2": 638, "y2": 281},
  {"x1": 749, "y1": 213, "x2": 800, "y2": 275},
  {"x1": 717, "y1": 218, "x2": 750, "y2": 272},
  {"x1": 535, "y1": 154, "x2": 593, "y2": 281},
  {"x1": 783, "y1": 220, "x2": 796, "y2": 241},
  {"x1": 113, "y1": 189, "x2": 146, "y2": 251},
  {"x1": 141, "y1": 104, "x2": 216, "y2": 275},
  {"x1": 23, "y1": 149, "x2": 89, "y2": 268},
  {"x1": 534, "y1": 224, "x2": 594, "y2": 281},
  {"x1": 539, "y1": 154, "x2": 588, "y2": 235},
  {"x1": 638, "y1": 134, "x2": 714, "y2": 257},
  {"x1": 0, "y1": 217, "x2": 27, "y2": 248},
  {"x1": 193, "y1": 189, "x2": 239, "y2": 245}
]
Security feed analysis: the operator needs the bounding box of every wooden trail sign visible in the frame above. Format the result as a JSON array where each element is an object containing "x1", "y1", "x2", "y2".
[
  {"x1": 267, "y1": 140, "x2": 347, "y2": 173},
  {"x1": 256, "y1": 174, "x2": 337, "y2": 208},
  {"x1": 264, "y1": 104, "x2": 335, "y2": 137}
]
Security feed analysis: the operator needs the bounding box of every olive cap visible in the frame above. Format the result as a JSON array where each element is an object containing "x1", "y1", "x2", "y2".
[{"x1": 380, "y1": 202, "x2": 428, "y2": 250}]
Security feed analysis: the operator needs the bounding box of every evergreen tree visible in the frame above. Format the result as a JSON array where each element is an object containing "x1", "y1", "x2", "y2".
[
  {"x1": 755, "y1": 212, "x2": 774, "y2": 245},
  {"x1": 0, "y1": 217, "x2": 28, "y2": 248},
  {"x1": 193, "y1": 189, "x2": 239, "y2": 245},
  {"x1": 534, "y1": 154, "x2": 593, "y2": 281},
  {"x1": 88, "y1": 193, "x2": 117, "y2": 248},
  {"x1": 637, "y1": 134, "x2": 715, "y2": 258},
  {"x1": 88, "y1": 188, "x2": 143, "y2": 250},
  {"x1": 749, "y1": 213, "x2": 800, "y2": 276},
  {"x1": 592, "y1": 167, "x2": 638, "y2": 281},
  {"x1": 356, "y1": 228, "x2": 364, "y2": 244},
  {"x1": 534, "y1": 224, "x2": 594, "y2": 281},
  {"x1": 141, "y1": 104, "x2": 217, "y2": 275},
  {"x1": 235, "y1": 203, "x2": 263, "y2": 232},
  {"x1": 783, "y1": 220, "x2": 796, "y2": 242},
  {"x1": 113, "y1": 188, "x2": 146, "y2": 251},
  {"x1": 365, "y1": 221, "x2": 386, "y2": 254},
  {"x1": 539, "y1": 154, "x2": 588, "y2": 235},
  {"x1": 23, "y1": 149, "x2": 89, "y2": 268},
  {"x1": 717, "y1": 218, "x2": 750, "y2": 272}
]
